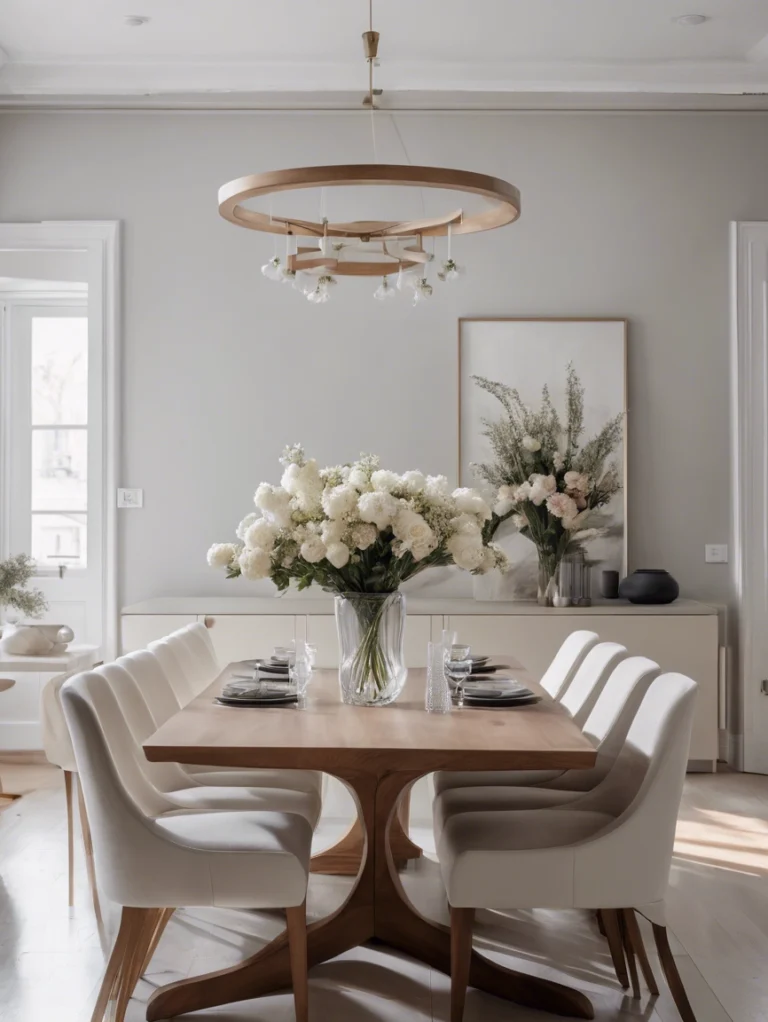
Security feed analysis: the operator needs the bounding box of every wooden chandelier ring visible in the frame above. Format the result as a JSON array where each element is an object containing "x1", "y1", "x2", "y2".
[{"x1": 218, "y1": 164, "x2": 521, "y2": 239}]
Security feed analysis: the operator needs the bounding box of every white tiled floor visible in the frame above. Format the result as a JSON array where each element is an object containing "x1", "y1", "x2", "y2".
[{"x1": 1, "y1": 763, "x2": 765, "y2": 1022}]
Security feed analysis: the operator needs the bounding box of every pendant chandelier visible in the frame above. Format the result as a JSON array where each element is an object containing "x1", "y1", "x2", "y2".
[{"x1": 218, "y1": 3, "x2": 520, "y2": 305}]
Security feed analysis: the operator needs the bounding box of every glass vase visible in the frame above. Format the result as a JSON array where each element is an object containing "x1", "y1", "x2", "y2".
[
  {"x1": 335, "y1": 592, "x2": 407, "y2": 706},
  {"x1": 536, "y1": 552, "x2": 561, "y2": 607}
]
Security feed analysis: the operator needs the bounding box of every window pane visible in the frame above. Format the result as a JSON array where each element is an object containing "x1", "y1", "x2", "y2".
[
  {"x1": 31, "y1": 317, "x2": 88, "y2": 425},
  {"x1": 32, "y1": 430, "x2": 87, "y2": 511},
  {"x1": 31, "y1": 513, "x2": 87, "y2": 569}
]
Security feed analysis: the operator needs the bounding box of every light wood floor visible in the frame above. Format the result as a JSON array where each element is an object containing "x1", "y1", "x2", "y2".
[{"x1": 1, "y1": 763, "x2": 765, "y2": 1022}]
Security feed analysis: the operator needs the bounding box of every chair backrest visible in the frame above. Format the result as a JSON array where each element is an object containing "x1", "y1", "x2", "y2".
[
  {"x1": 119, "y1": 648, "x2": 181, "y2": 727},
  {"x1": 147, "y1": 637, "x2": 198, "y2": 706},
  {"x1": 552, "y1": 655, "x2": 660, "y2": 792},
  {"x1": 540, "y1": 630, "x2": 600, "y2": 699},
  {"x1": 558, "y1": 641, "x2": 627, "y2": 726},
  {"x1": 60, "y1": 670, "x2": 206, "y2": 905},
  {"x1": 573, "y1": 673, "x2": 698, "y2": 910},
  {"x1": 40, "y1": 674, "x2": 77, "y2": 771},
  {"x1": 166, "y1": 622, "x2": 220, "y2": 696}
]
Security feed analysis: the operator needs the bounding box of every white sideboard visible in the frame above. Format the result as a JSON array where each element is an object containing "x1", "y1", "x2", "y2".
[{"x1": 122, "y1": 596, "x2": 723, "y2": 772}]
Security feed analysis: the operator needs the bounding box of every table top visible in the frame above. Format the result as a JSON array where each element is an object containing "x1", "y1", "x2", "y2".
[
  {"x1": 144, "y1": 659, "x2": 597, "y2": 775},
  {"x1": 0, "y1": 644, "x2": 101, "y2": 673}
]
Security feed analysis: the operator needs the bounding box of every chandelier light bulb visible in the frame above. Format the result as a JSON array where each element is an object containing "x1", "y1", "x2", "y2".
[
  {"x1": 373, "y1": 277, "x2": 396, "y2": 301},
  {"x1": 261, "y1": 255, "x2": 282, "y2": 281},
  {"x1": 412, "y1": 278, "x2": 434, "y2": 305},
  {"x1": 438, "y1": 258, "x2": 462, "y2": 282},
  {"x1": 396, "y1": 265, "x2": 417, "y2": 291}
]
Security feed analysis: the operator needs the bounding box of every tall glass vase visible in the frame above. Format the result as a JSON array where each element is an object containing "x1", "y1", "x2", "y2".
[
  {"x1": 335, "y1": 592, "x2": 407, "y2": 706},
  {"x1": 536, "y1": 551, "x2": 561, "y2": 607}
]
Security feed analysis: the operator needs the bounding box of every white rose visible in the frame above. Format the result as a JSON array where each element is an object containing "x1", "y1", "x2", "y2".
[
  {"x1": 321, "y1": 518, "x2": 346, "y2": 546},
  {"x1": 446, "y1": 532, "x2": 485, "y2": 571},
  {"x1": 400, "y1": 470, "x2": 426, "y2": 495},
  {"x1": 350, "y1": 522, "x2": 378, "y2": 550},
  {"x1": 244, "y1": 519, "x2": 278, "y2": 551},
  {"x1": 322, "y1": 484, "x2": 359, "y2": 520},
  {"x1": 348, "y1": 466, "x2": 370, "y2": 491},
  {"x1": 326, "y1": 542, "x2": 351, "y2": 569},
  {"x1": 207, "y1": 543, "x2": 238, "y2": 569},
  {"x1": 564, "y1": 471, "x2": 590, "y2": 496},
  {"x1": 529, "y1": 474, "x2": 557, "y2": 506},
  {"x1": 513, "y1": 481, "x2": 532, "y2": 502},
  {"x1": 411, "y1": 534, "x2": 439, "y2": 561},
  {"x1": 236, "y1": 513, "x2": 258, "y2": 541},
  {"x1": 300, "y1": 535, "x2": 327, "y2": 564},
  {"x1": 522, "y1": 435, "x2": 541, "y2": 452},
  {"x1": 357, "y1": 491, "x2": 400, "y2": 530},
  {"x1": 452, "y1": 487, "x2": 492, "y2": 520},
  {"x1": 371, "y1": 469, "x2": 402, "y2": 493},
  {"x1": 238, "y1": 547, "x2": 272, "y2": 580},
  {"x1": 450, "y1": 513, "x2": 483, "y2": 536},
  {"x1": 393, "y1": 509, "x2": 433, "y2": 544}
]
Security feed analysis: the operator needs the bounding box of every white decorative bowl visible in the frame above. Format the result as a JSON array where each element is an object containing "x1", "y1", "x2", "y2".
[{"x1": 0, "y1": 623, "x2": 74, "y2": 656}]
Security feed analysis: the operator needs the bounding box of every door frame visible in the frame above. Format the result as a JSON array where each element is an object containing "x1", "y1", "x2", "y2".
[
  {"x1": 0, "y1": 221, "x2": 120, "y2": 658},
  {"x1": 731, "y1": 221, "x2": 768, "y2": 772}
]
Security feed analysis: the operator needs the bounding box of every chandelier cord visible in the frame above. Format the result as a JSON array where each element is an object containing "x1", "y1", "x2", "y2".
[{"x1": 391, "y1": 114, "x2": 427, "y2": 223}]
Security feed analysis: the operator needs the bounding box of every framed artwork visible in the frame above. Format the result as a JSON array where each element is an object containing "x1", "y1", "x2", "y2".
[{"x1": 459, "y1": 317, "x2": 628, "y2": 601}]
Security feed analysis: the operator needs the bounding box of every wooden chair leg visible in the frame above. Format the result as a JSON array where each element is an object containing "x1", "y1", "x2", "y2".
[
  {"x1": 140, "y1": 907, "x2": 174, "y2": 976},
  {"x1": 653, "y1": 923, "x2": 698, "y2": 1022},
  {"x1": 115, "y1": 909, "x2": 163, "y2": 1022},
  {"x1": 450, "y1": 906, "x2": 475, "y2": 1022},
  {"x1": 64, "y1": 770, "x2": 75, "y2": 908},
  {"x1": 622, "y1": 908, "x2": 659, "y2": 996},
  {"x1": 286, "y1": 902, "x2": 309, "y2": 1022},
  {"x1": 601, "y1": 909, "x2": 630, "y2": 990},
  {"x1": 596, "y1": 908, "x2": 607, "y2": 937},
  {"x1": 77, "y1": 778, "x2": 103, "y2": 926},
  {"x1": 619, "y1": 911, "x2": 641, "y2": 999},
  {"x1": 90, "y1": 906, "x2": 155, "y2": 1022}
]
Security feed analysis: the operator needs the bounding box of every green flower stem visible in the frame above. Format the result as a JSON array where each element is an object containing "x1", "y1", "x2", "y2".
[{"x1": 347, "y1": 596, "x2": 391, "y2": 695}]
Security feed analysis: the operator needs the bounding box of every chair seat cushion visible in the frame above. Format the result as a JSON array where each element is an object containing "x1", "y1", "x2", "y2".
[
  {"x1": 438, "y1": 808, "x2": 614, "y2": 909},
  {"x1": 165, "y1": 785, "x2": 321, "y2": 829},
  {"x1": 185, "y1": 766, "x2": 323, "y2": 795},
  {"x1": 433, "y1": 769, "x2": 564, "y2": 796},
  {"x1": 433, "y1": 785, "x2": 583, "y2": 843},
  {"x1": 155, "y1": 810, "x2": 311, "y2": 908}
]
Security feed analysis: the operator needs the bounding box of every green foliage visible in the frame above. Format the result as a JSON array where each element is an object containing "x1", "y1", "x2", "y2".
[{"x1": 0, "y1": 554, "x2": 47, "y2": 619}]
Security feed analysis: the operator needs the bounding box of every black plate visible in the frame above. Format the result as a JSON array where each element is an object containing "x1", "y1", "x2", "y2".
[
  {"x1": 216, "y1": 694, "x2": 298, "y2": 707},
  {"x1": 458, "y1": 693, "x2": 541, "y2": 708}
]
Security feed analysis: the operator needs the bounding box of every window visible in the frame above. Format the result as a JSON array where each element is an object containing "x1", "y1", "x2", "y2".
[{"x1": 30, "y1": 316, "x2": 89, "y2": 568}]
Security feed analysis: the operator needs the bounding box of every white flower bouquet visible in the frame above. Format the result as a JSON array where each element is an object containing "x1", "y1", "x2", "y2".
[
  {"x1": 208, "y1": 444, "x2": 506, "y2": 700},
  {"x1": 472, "y1": 365, "x2": 623, "y2": 604}
]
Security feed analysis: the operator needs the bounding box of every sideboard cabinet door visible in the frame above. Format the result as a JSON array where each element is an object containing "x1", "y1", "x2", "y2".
[
  {"x1": 121, "y1": 615, "x2": 197, "y2": 654},
  {"x1": 201, "y1": 615, "x2": 297, "y2": 665}
]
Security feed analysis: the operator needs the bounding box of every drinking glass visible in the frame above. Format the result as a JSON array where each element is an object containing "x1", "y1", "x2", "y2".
[
  {"x1": 425, "y1": 641, "x2": 452, "y2": 714},
  {"x1": 445, "y1": 644, "x2": 472, "y2": 707}
]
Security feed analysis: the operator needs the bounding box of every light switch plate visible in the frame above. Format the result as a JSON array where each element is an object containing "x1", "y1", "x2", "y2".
[
  {"x1": 705, "y1": 544, "x2": 728, "y2": 564},
  {"x1": 117, "y1": 488, "x2": 144, "y2": 508}
]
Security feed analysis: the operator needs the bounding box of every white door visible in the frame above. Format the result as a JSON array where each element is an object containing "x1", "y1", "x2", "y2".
[
  {"x1": 732, "y1": 222, "x2": 768, "y2": 772},
  {"x1": 3, "y1": 300, "x2": 104, "y2": 646}
]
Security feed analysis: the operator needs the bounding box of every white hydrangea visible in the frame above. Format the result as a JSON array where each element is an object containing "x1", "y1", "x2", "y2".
[
  {"x1": 452, "y1": 488, "x2": 492, "y2": 520},
  {"x1": 400, "y1": 470, "x2": 426, "y2": 495},
  {"x1": 371, "y1": 469, "x2": 401, "y2": 493},
  {"x1": 392, "y1": 509, "x2": 436, "y2": 560},
  {"x1": 357, "y1": 491, "x2": 400, "y2": 530},
  {"x1": 300, "y1": 535, "x2": 327, "y2": 563},
  {"x1": 207, "y1": 543, "x2": 238, "y2": 569},
  {"x1": 244, "y1": 519, "x2": 278, "y2": 551},
  {"x1": 321, "y1": 484, "x2": 359, "y2": 520},
  {"x1": 494, "y1": 484, "x2": 516, "y2": 517},
  {"x1": 238, "y1": 547, "x2": 272, "y2": 580},
  {"x1": 350, "y1": 522, "x2": 378, "y2": 550},
  {"x1": 522, "y1": 435, "x2": 541, "y2": 452},
  {"x1": 425, "y1": 474, "x2": 450, "y2": 498},
  {"x1": 348, "y1": 466, "x2": 370, "y2": 491},
  {"x1": 529, "y1": 474, "x2": 557, "y2": 506},
  {"x1": 281, "y1": 459, "x2": 323, "y2": 511},
  {"x1": 449, "y1": 513, "x2": 483, "y2": 536},
  {"x1": 321, "y1": 518, "x2": 346, "y2": 546},
  {"x1": 236, "y1": 513, "x2": 259, "y2": 541},
  {"x1": 326, "y1": 542, "x2": 351, "y2": 569},
  {"x1": 254, "y1": 484, "x2": 293, "y2": 527}
]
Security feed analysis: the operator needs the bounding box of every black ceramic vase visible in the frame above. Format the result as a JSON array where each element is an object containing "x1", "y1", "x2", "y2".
[{"x1": 618, "y1": 569, "x2": 679, "y2": 605}]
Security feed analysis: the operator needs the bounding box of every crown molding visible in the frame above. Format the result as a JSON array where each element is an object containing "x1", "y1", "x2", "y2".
[{"x1": 1, "y1": 56, "x2": 768, "y2": 100}]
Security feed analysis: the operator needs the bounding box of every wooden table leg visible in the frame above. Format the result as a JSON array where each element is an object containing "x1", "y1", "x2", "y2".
[
  {"x1": 310, "y1": 786, "x2": 421, "y2": 876},
  {"x1": 146, "y1": 769, "x2": 593, "y2": 1021}
]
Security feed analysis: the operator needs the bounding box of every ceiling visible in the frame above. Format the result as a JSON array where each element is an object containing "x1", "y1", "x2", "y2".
[{"x1": 1, "y1": 0, "x2": 768, "y2": 105}]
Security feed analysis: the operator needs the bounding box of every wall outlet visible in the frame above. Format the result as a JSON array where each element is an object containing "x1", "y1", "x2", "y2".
[
  {"x1": 705, "y1": 544, "x2": 728, "y2": 564},
  {"x1": 117, "y1": 488, "x2": 144, "y2": 508}
]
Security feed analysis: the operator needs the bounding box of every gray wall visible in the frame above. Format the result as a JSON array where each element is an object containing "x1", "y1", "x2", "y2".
[{"x1": 1, "y1": 109, "x2": 764, "y2": 608}]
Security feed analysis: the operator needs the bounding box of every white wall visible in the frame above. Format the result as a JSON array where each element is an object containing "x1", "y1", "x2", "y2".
[{"x1": 1, "y1": 109, "x2": 765, "y2": 609}]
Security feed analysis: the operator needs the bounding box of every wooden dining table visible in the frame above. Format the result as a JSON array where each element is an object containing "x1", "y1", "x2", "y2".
[{"x1": 143, "y1": 658, "x2": 598, "y2": 1021}]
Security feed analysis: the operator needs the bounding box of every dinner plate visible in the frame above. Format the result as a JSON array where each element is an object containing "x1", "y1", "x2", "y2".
[
  {"x1": 216, "y1": 694, "x2": 298, "y2": 707},
  {"x1": 459, "y1": 693, "x2": 541, "y2": 708},
  {"x1": 464, "y1": 681, "x2": 531, "y2": 698}
]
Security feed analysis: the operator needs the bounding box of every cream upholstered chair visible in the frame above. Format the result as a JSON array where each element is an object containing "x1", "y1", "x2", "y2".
[
  {"x1": 539, "y1": 629, "x2": 600, "y2": 699},
  {"x1": 434, "y1": 639, "x2": 625, "y2": 796},
  {"x1": 156, "y1": 621, "x2": 219, "y2": 697},
  {"x1": 0, "y1": 678, "x2": 22, "y2": 803},
  {"x1": 433, "y1": 656, "x2": 661, "y2": 831},
  {"x1": 118, "y1": 647, "x2": 323, "y2": 795},
  {"x1": 437, "y1": 673, "x2": 698, "y2": 1022},
  {"x1": 61, "y1": 670, "x2": 311, "y2": 1022},
  {"x1": 40, "y1": 673, "x2": 101, "y2": 917},
  {"x1": 88, "y1": 661, "x2": 322, "y2": 826}
]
